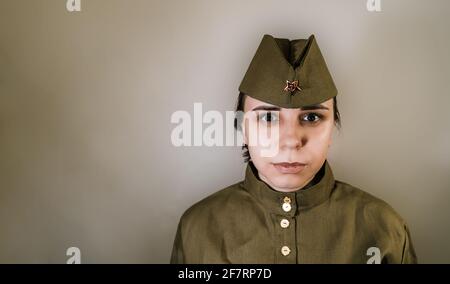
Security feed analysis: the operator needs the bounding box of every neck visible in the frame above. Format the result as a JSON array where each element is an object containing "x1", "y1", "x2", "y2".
[
  {"x1": 255, "y1": 161, "x2": 326, "y2": 193},
  {"x1": 258, "y1": 172, "x2": 318, "y2": 193}
]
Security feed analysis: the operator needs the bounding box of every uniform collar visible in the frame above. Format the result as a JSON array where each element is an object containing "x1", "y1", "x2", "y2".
[{"x1": 242, "y1": 160, "x2": 335, "y2": 216}]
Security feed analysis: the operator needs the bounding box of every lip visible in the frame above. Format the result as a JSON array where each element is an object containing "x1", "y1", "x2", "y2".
[{"x1": 272, "y1": 162, "x2": 307, "y2": 174}]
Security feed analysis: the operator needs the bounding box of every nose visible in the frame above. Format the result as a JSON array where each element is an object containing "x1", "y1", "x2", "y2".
[{"x1": 279, "y1": 119, "x2": 304, "y2": 150}]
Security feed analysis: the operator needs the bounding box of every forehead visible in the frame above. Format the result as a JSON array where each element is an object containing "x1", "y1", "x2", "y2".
[{"x1": 244, "y1": 95, "x2": 333, "y2": 111}]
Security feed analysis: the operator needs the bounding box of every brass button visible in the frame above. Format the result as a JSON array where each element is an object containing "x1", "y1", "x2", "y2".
[
  {"x1": 280, "y1": 218, "x2": 290, "y2": 228},
  {"x1": 282, "y1": 202, "x2": 291, "y2": 212},
  {"x1": 283, "y1": 196, "x2": 291, "y2": 204},
  {"x1": 281, "y1": 246, "x2": 291, "y2": 256}
]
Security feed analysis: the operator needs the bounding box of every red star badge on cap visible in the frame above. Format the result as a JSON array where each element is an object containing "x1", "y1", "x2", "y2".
[{"x1": 283, "y1": 80, "x2": 302, "y2": 93}]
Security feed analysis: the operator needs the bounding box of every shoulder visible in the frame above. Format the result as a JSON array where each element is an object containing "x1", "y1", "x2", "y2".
[
  {"x1": 332, "y1": 179, "x2": 408, "y2": 234},
  {"x1": 331, "y1": 180, "x2": 417, "y2": 263},
  {"x1": 177, "y1": 181, "x2": 251, "y2": 227}
]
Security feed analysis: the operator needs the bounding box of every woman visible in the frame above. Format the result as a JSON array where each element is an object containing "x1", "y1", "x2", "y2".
[{"x1": 170, "y1": 34, "x2": 417, "y2": 264}]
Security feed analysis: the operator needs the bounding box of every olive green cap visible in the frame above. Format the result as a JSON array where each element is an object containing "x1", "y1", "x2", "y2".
[{"x1": 239, "y1": 34, "x2": 338, "y2": 108}]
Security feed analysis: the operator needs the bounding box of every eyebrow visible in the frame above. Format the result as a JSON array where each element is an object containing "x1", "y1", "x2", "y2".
[
  {"x1": 251, "y1": 106, "x2": 281, "y2": 111},
  {"x1": 300, "y1": 104, "x2": 329, "y2": 111},
  {"x1": 251, "y1": 104, "x2": 329, "y2": 111}
]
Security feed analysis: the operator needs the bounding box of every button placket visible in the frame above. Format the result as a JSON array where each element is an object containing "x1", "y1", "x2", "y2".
[{"x1": 275, "y1": 195, "x2": 297, "y2": 263}]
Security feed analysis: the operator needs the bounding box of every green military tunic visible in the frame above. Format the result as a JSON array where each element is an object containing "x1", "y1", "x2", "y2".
[{"x1": 170, "y1": 160, "x2": 417, "y2": 263}]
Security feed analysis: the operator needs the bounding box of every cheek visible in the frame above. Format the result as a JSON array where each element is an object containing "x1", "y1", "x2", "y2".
[
  {"x1": 246, "y1": 122, "x2": 279, "y2": 147},
  {"x1": 247, "y1": 139, "x2": 278, "y2": 173},
  {"x1": 310, "y1": 124, "x2": 332, "y2": 141},
  {"x1": 247, "y1": 146, "x2": 273, "y2": 175},
  {"x1": 306, "y1": 123, "x2": 334, "y2": 152}
]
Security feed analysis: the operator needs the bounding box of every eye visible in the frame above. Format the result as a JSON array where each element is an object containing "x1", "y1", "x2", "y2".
[
  {"x1": 258, "y1": 112, "x2": 279, "y2": 123},
  {"x1": 301, "y1": 113, "x2": 322, "y2": 123}
]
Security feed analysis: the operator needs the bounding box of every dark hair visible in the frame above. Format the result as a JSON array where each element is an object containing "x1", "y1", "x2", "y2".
[{"x1": 233, "y1": 92, "x2": 341, "y2": 162}]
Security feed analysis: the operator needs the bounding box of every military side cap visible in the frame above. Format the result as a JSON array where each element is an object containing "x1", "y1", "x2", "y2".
[{"x1": 239, "y1": 34, "x2": 337, "y2": 108}]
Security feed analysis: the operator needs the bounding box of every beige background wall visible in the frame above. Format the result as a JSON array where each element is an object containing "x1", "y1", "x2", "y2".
[{"x1": 1, "y1": 0, "x2": 449, "y2": 263}]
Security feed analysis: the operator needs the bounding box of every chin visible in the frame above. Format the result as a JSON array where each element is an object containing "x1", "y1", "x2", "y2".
[{"x1": 271, "y1": 175, "x2": 305, "y2": 189}]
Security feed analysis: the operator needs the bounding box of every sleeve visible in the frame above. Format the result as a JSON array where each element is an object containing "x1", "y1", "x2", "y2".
[
  {"x1": 401, "y1": 223, "x2": 418, "y2": 264},
  {"x1": 170, "y1": 219, "x2": 185, "y2": 264}
]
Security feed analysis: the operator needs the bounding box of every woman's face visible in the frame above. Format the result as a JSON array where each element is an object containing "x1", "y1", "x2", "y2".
[{"x1": 242, "y1": 96, "x2": 335, "y2": 192}]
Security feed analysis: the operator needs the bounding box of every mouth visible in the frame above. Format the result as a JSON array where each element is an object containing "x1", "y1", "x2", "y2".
[{"x1": 272, "y1": 162, "x2": 307, "y2": 174}]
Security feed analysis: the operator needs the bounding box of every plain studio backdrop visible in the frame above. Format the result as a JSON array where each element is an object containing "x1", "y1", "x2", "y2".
[{"x1": 1, "y1": 0, "x2": 449, "y2": 263}]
